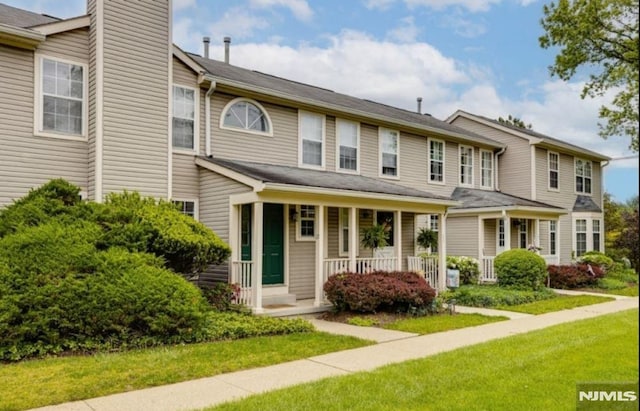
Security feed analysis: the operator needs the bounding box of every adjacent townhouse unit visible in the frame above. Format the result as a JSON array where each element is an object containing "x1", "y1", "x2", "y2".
[{"x1": 0, "y1": 1, "x2": 609, "y2": 314}]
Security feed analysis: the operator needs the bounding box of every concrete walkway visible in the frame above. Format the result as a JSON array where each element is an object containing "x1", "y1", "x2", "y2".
[{"x1": 31, "y1": 296, "x2": 638, "y2": 411}]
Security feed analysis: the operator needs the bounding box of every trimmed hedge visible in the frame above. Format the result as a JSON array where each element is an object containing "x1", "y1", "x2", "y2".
[
  {"x1": 547, "y1": 264, "x2": 605, "y2": 289},
  {"x1": 440, "y1": 285, "x2": 556, "y2": 308},
  {"x1": 323, "y1": 271, "x2": 436, "y2": 313},
  {"x1": 495, "y1": 249, "x2": 547, "y2": 290}
]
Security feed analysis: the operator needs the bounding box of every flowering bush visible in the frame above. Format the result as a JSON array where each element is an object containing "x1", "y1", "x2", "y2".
[
  {"x1": 446, "y1": 256, "x2": 480, "y2": 285},
  {"x1": 323, "y1": 271, "x2": 436, "y2": 313},
  {"x1": 547, "y1": 264, "x2": 604, "y2": 289}
]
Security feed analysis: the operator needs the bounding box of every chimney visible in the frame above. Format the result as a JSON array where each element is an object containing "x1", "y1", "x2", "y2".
[
  {"x1": 417, "y1": 97, "x2": 422, "y2": 114},
  {"x1": 223, "y1": 37, "x2": 231, "y2": 63},
  {"x1": 203, "y1": 36, "x2": 210, "y2": 58}
]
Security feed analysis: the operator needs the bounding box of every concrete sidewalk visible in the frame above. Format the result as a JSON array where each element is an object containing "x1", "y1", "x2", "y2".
[{"x1": 31, "y1": 297, "x2": 638, "y2": 411}]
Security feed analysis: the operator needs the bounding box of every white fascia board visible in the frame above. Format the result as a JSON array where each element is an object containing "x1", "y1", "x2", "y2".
[
  {"x1": 195, "y1": 157, "x2": 265, "y2": 191},
  {"x1": 448, "y1": 205, "x2": 568, "y2": 216},
  {"x1": 30, "y1": 15, "x2": 90, "y2": 35},
  {"x1": 0, "y1": 23, "x2": 44, "y2": 49},
  {"x1": 172, "y1": 45, "x2": 207, "y2": 75}
]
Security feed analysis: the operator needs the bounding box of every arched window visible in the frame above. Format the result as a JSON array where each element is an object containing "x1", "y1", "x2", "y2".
[{"x1": 220, "y1": 98, "x2": 272, "y2": 135}]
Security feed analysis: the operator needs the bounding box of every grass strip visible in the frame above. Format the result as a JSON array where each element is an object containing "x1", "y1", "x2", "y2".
[
  {"x1": 496, "y1": 294, "x2": 615, "y2": 314},
  {"x1": 384, "y1": 313, "x2": 508, "y2": 334}
]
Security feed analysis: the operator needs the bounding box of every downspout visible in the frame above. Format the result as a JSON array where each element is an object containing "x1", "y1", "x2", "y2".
[
  {"x1": 200, "y1": 74, "x2": 217, "y2": 157},
  {"x1": 494, "y1": 146, "x2": 507, "y2": 191}
]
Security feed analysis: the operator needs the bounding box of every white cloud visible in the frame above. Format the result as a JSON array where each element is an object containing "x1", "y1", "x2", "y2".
[
  {"x1": 441, "y1": 14, "x2": 487, "y2": 37},
  {"x1": 249, "y1": 0, "x2": 314, "y2": 21},
  {"x1": 386, "y1": 16, "x2": 420, "y2": 43},
  {"x1": 206, "y1": 7, "x2": 270, "y2": 42},
  {"x1": 173, "y1": 0, "x2": 196, "y2": 11},
  {"x1": 404, "y1": 0, "x2": 503, "y2": 13},
  {"x1": 363, "y1": 0, "x2": 398, "y2": 10}
]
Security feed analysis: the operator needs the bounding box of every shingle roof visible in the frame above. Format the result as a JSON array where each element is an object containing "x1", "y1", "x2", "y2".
[
  {"x1": 188, "y1": 53, "x2": 504, "y2": 149},
  {"x1": 200, "y1": 156, "x2": 452, "y2": 201},
  {"x1": 451, "y1": 187, "x2": 565, "y2": 210},
  {"x1": 0, "y1": 3, "x2": 58, "y2": 28},
  {"x1": 573, "y1": 195, "x2": 602, "y2": 213}
]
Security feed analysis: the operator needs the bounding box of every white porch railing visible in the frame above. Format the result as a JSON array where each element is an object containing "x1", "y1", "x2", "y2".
[
  {"x1": 231, "y1": 261, "x2": 253, "y2": 307},
  {"x1": 323, "y1": 257, "x2": 398, "y2": 277},
  {"x1": 480, "y1": 256, "x2": 497, "y2": 283},
  {"x1": 407, "y1": 256, "x2": 439, "y2": 288},
  {"x1": 542, "y1": 255, "x2": 559, "y2": 266}
]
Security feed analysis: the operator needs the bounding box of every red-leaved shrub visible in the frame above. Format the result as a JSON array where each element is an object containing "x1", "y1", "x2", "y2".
[
  {"x1": 547, "y1": 263, "x2": 604, "y2": 289},
  {"x1": 323, "y1": 271, "x2": 436, "y2": 313}
]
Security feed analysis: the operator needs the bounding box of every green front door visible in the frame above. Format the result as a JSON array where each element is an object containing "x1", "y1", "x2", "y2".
[{"x1": 262, "y1": 203, "x2": 284, "y2": 285}]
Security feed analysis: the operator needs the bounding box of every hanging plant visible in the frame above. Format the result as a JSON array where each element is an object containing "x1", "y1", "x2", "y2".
[
  {"x1": 416, "y1": 227, "x2": 438, "y2": 252},
  {"x1": 360, "y1": 224, "x2": 389, "y2": 252}
]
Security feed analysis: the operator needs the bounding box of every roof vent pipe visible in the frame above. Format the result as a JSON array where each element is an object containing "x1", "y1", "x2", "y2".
[
  {"x1": 417, "y1": 97, "x2": 422, "y2": 114},
  {"x1": 224, "y1": 36, "x2": 231, "y2": 63},
  {"x1": 203, "y1": 36, "x2": 210, "y2": 59}
]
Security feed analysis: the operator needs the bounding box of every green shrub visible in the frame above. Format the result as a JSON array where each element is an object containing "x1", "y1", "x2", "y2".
[
  {"x1": 203, "y1": 312, "x2": 314, "y2": 340},
  {"x1": 579, "y1": 251, "x2": 615, "y2": 271},
  {"x1": 607, "y1": 264, "x2": 639, "y2": 284},
  {"x1": 447, "y1": 256, "x2": 480, "y2": 285},
  {"x1": 440, "y1": 285, "x2": 556, "y2": 308},
  {"x1": 323, "y1": 271, "x2": 436, "y2": 313},
  {"x1": 495, "y1": 249, "x2": 547, "y2": 290},
  {"x1": 201, "y1": 282, "x2": 243, "y2": 311},
  {"x1": 597, "y1": 277, "x2": 628, "y2": 290}
]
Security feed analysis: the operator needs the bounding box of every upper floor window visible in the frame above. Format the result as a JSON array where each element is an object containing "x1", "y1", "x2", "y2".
[
  {"x1": 428, "y1": 138, "x2": 444, "y2": 183},
  {"x1": 337, "y1": 119, "x2": 359, "y2": 172},
  {"x1": 221, "y1": 98, "x2": 272, "y2": 135},
  {"x1": 172, "y1": 85, "x2": 196, "y2": 150},
  {"x1": 575, "y1": 158, "x2": 592, "y2": 194},
  {"x1": 380, "y1": 128, "x2": 399, "y2": 177},
  {"x1": 299, "y1": 111, "x2": 325, "y2": 168},
  {"x1": 548, "y1": 151, "x2": 559, "y2": 190},
  {"x1": 36, "y1": 55, "x2": 87, "y2": 138},
  {"x1": 480, "y1": 149, "x2": 493, "y2": 188},
  {"x1": 459, "y1": 145, "x2": 474, "y2": 186}
]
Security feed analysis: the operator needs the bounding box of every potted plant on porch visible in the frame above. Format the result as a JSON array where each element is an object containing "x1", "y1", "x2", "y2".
[
  {"x1": 416, "y1": 227, "x2": 437, "y2": 253},
  {"x1": 360, "y1": 224, "x2": 389, "y2": 256}
]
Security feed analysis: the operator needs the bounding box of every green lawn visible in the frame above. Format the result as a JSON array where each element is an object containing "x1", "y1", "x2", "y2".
[
  {"x1": 384, "y1": 313, "x2": 508, "y2": 334},
  {"x1": 210, "y1": 309, "x2": 639, "y2": 411},
  {"x1": 496, "y1": 294, "x2": 615, "y2": 314},
  {"x1": 0, "y1": 332, "x2": 370, "y2": 411}
]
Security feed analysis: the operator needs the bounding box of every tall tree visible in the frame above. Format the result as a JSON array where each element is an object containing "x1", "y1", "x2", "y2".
[
  {"x1": 497, "y1": 115, "x2": 533, "y2": 129},
  {"x1": 539, "y1": 0, "x2": 639, "y2": 152},
  {"x1": 615, "y1": 196, "x2": 639, "y2": 272}
]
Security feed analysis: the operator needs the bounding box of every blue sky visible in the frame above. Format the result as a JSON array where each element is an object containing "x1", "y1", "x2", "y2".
[{"x1": 6, "y1": 0, "x2": 638, "y2": 202}]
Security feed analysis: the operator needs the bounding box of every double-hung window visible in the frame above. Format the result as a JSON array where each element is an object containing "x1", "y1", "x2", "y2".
[
  {"x1": 300, "y1": 112, "x2": 325, "y2": 168},
  {"x1": 480, "y1": 149, "x2": 493, "y2": 188},
  {"x1": 428, "y1": 139, "x2": 444, "y2": 183},
  {"x1": 549, "y1": 220, "x2": 557, "y2": 255},
  {"x1": 338, "y1": 208, "x2": 350, "y2": 256},
  {"x1": 518, "y1": 220, "x2": 528, "y2": 249},
  {"x1": 459, "y1": 145, "x2": 473, "y2": 186},
  {"x1": 592, "y1": 220, "x2": 601, "y2": 252},
  {"x1": 429, "y1": 215, "x2": 439, "y2": 253},
  {"x1": 337, "y1": 119, "x2": 359, "y2": 172},
  {"x1": 380, "y1": 129, "x2": 399, "y2": 177},
  {"x1": 575, "y1": 159, "x2": 592, "y2": 194},
  {"x1": 37, "y1": 56, "x2": 87, "y2": 138},
  {"x1": 298, "y1": 205, "x2": 316, "y2": 240},
  {"x1": 548, "y1": 152, "x2": 559, "y2": 190},
  {"x1": 172, "y1": 85, "x2": 196, "y2": 150},
  {"x1": 575, "y1": 219, "x2": 587, "y2": 257}
]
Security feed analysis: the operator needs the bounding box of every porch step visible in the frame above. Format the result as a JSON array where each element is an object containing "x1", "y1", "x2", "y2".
[{"x1": 263, "y1": 293, "x2": 297, "y2": 306}]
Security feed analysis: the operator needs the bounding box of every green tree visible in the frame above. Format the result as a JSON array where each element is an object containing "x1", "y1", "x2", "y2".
[
  {"x1": 603, "y1": 192, "x2": 624, "y2": 250},
  {"x1": 615, "y1": 196, "x2": 639, "y2": 272},
  {"x1": 539, "y1": 0, "x2": 639, "y2": 151},
  {"x1": 497, "y1": 114, "x2": 532, "y2": 129}
]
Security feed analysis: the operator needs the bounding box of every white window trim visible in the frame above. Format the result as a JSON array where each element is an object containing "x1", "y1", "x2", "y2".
[
  {"x1": 338, "y1": 207, "x2": 357, "y2": 257},
  {"x1": 427, "y1": 137, "x2": 446, "y2": 185},
  {"x1": 296, "y1": 204, "x2": 317, "y2": 241},
  {"x1": 33, "y1": 53, "x2": 89, "y2": 141},
  {"x1": 378, "y1": 127, "x2": 400, "y2": 179},
  {"x1": 548, "y1": 151, "x2": 560, "y2": 192},
  {"x1": 574, "y1": 158, "x2": 593, "y2": 195},
  {"x1": 219, "y1": 97, "x2": 273, "y2": 137},
  {"x1": 518, "y1": 220, "x2": 528, "y2": 249},
  {"x1": 572, "y1": 213, "x2": 602, "y2": 257},
  {"x1": 459, "y1": 144, "x2": 474, "y2": 187},
  {"x1": 172, "y1": 84, "x2": 200, "y2": 154},
  {"x1": 480, "y1": 149, "x2": 493, "y2": 189},
  {"x1": 497, "y1": 218, "x2": 506, "y2": 251},
  {"x1": 548, "y1": 220, "x2": 557, "y2": 256},
  {"x1": 335, "y1": 118, "x2": 360, "y2": 174},
  {"x1": 298, "y1": 110, "x2": 326, "y2": 170},
  {"x1": 171, "y1": 198, "x2": 199, "y2": 220}
]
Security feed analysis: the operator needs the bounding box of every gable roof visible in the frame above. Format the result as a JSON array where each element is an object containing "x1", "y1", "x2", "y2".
[
  {"x1": 446, "y1": 110, "x2": 610, "y2": 161},
  {"x1": 187, "y1": 53, "x2": 505, "y2": 150},
  {"x1": 198, "y1": 156, "x2": 457, "y2": 205},
  {"x1": 0, "y1": 2, "x2": 58, "y2": 28},
  {"x1": 450, "y1": 187, "x2": 566, "y2": 214}
]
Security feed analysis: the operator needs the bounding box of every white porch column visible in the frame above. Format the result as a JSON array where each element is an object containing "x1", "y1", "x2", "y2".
[
  {"x1": 395, "y1": 210, "x2": 402, "y2": 270},
  {"x1": 229, "y1": 204, "x2": 239, "y2": 283},
  {"x1": 252, "y1": 202, "x2": 264, "y2": 314},
  {"x1": 348, "y1": 207, "x2": 357, "y2": 272},
  {"x1": 438, "y1": 212, "x2": 447, "y2": 291},
  {"x1": 478, "y1": 216, "x2": 484, "y2": 260},
  {"x1": 314, "y1": 205, "x2": 326, "y2": 307},
  {"x1": 534, "y1": 218, "x2": 540, "y2": 249},
  {"x1": 504, "y1": 216, "x2": 511, "y2": 251}
]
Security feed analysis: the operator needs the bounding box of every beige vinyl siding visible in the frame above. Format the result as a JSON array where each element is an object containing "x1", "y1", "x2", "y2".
[
  {"x1": 87, "y1": 0, "x2": 97, "y2": 200},
  {"x1": 327, "y1": 207, "x2": 340, "y2": 258},
  {"x1": 450, "y1": 117, "x2": 531, "y2": 198},
  {"x1": 358, "y1": 123, "x2": 378, "y2": 178},
  {"x1": 483, "y1": 219, "x2": 496, "y2": 256},
  {"x1": 172, "y1": 154, "x2": 198, "y2": 199},
  {"x1": 446, "y1": 216, "x2": 479, "y2": 258},
  {"x1": 359, "y1": 210, "x2": 374, "y2": 257},
  {"x1": 288, "y1": 205, "x2": 315, "y2": 298},
  {"x1": 210, "y1": 93, "x2": 297, "y2": 165},
  {"x1": 401, "y1": 212, "x2": 415, "y2": 270},
  {"x1": 0, "y1": 35, "x2": 88, "y2": 207},
  {"x1": 173, "y1": 57, "x2": 197, "y2": 86},
  {"x1": 325, "y1": 116, "x2": 336, "y2": 172},
  {"x1": 539, "y1": 220, "x2": 550, "y2": 255},
  {"x1": 199, "y1": 168, "x2": 251, "y2": 283},
  {"x1": 101, "y1": 0, "x2": 169, "y2": 198}
]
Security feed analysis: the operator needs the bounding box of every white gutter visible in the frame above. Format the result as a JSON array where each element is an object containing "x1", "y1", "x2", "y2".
[
  {"x1": 448, "y1": 205, "x2": 568, "y2": 215},
  {"x1": 494, "y1": 146, "x2": 507, "y2": 191},
  {"x1": 200, "y1": 74, "x2": 217, "y2": 157},
  {"x1": 0, "y1": 23, "x2": 45, "y2": 49}
]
